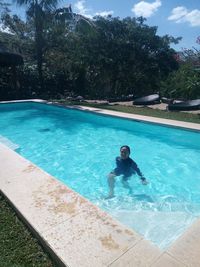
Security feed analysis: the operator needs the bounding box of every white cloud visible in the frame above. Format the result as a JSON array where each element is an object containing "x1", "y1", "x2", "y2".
[
  {"x1": 168, "y1": 6, "x2": 187, "y2": 22},
  {"x1": 74, "y1": 0, "x2": 93, "y2": 19},
  {"x1": 168, "y1": 6, "x2": 200, "y2": 27},
  {"x1": 131, "y1": 0, "x2": 161, "y2": 18},
  {"x1": 74, "y1": 0, "x2": 88, "y2": 14},
  {"x1": 186, "y1": 10, "x2": 200, "y2": 26},
  {"x1": 95, "y1": 11, "x2": 114, "y2": 17},
  {"x1": 74, "y1": 1, "x2": 114, "y2": 19}
]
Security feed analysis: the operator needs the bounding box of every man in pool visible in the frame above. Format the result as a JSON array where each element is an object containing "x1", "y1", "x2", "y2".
[{"x1": 107, "y1": 145, "x2": 148, "y2": 198}]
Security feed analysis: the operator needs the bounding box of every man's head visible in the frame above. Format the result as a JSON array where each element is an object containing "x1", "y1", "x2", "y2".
[{"x1": 120, "y1": 145, "x2": 131, "y2": 159}]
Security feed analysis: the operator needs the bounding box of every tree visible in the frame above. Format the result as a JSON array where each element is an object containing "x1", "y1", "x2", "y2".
[
  {"x1": 160, "y1": 36, "x2": 200, "y2": 100},
  {"x1": 0, "y1": 5, "x2": 182, "y2": 100},
  {"x1": 1, "y1": 12, "x2": 34, "y2": 56},
  {"x1": 160, "y1": 63, "x2": 200, "y2": 100},
  {"x1": 41, "y1": 5, "x2": 96, "y2": 97},
  {"x1": 14, "y1": 0, "x2": 59, "y2": 89},
  {"x1": 64, "y1": 16, "x2": 179, "y2": 98}
]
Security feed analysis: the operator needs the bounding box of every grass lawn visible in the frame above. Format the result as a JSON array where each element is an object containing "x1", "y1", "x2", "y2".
[
  {"x1": 0, "y1": 194, "x2": 56, "y2": 267},
  {"x1": 53, "y1": 100, "x2": 200, "y2": 124}
]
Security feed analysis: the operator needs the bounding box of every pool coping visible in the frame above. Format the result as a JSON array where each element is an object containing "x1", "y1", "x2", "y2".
[
  {"x1": 0, "y1": 99, "x2": 200, "y2": 267},
  {"x1": 69, "y1": 104, "x2": 200, "y2": 132}
]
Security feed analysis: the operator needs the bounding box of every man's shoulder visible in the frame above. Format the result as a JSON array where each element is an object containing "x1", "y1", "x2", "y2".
[{"x1": 129, "y1": 157, "x2": 137, "y2": 165}]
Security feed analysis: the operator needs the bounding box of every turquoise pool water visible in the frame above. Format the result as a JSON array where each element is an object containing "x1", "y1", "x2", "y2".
[{"x1": 0, "y1": 102, "x2": 200, "y2": 249}]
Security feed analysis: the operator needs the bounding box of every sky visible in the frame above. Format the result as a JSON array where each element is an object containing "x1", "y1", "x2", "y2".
[{"x1": 3, "y1": 0, "x2": 200, "y2": 51}]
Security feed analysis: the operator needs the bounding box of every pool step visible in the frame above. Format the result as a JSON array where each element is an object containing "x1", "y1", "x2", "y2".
[
  {"x1": 111, "y1": 209, "x2": 196, "y2": 249},
  {"x1": 0, "y1": 135, "x2": 19, "y2": 151},
  {"x1": 104, "y1": 195, "x2": 200, "y2": 214}
]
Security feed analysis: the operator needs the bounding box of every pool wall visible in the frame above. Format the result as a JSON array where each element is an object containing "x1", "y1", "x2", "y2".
[{"x1": 0, "y1": 99, "x2": 200, "y2": 267}]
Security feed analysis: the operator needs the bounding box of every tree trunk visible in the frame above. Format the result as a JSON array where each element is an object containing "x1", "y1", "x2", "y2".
[{"x1": 35, "y1": 5, "x2": 44, "y2": 91}]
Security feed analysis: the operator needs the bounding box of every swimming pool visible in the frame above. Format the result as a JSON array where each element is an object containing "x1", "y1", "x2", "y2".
[{"x1": 0, "y1": 102, "x2": 200, "y2": 249}]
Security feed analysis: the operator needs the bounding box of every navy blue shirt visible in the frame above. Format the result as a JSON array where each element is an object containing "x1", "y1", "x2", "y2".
[{"x1": 113, "y1": 156, "x2": 143, "y2": 179}]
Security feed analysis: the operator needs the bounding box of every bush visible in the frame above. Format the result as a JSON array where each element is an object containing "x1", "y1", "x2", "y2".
[{"x1": 160, "y1": 63, "x2": 200, "y2": 100}]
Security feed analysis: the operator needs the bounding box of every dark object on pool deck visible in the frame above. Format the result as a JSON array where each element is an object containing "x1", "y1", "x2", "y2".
[
  {"x1": 161, "y1": 97, "x2": 174, "y2": 104},
  {"x1": 133, "y1": 94, "x2": 160, "y2": 105},
  {"x1": 168, "y1": 99, "x2": 200, "y2": 111}
]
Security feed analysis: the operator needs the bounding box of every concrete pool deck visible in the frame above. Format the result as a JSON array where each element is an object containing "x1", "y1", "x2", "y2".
[
  {"x1": 74, "y1": 105, "x2": 200, "y2": 131},
  {"x1": 0, "y1": 100, "x2": 200, "y2": 266}
]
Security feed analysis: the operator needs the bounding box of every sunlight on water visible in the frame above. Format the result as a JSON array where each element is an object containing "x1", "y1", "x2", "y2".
[{"x1": 0, "y1": 102, "x2": 200, "y2": 249}]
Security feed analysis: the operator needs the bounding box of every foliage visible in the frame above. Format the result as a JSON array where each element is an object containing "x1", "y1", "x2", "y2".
[
  {"x1": 181, "y1": 36, "x2": 200, "y2": 65},
  {"x1": 160, "y1": 63, "x2": 200, "y2": 100},
  {"x1": 0, "y1": 194, "x2": 55, "y2": 267},
  {"x1": 13, "y1": 0, "x2": 60, "y2": 88},
  {"x1": 44, "y1": 15, "x2": 179, "y2": 99},
  {"x1": 160, "y1": 37, "x2": 200, "y2": 100},
  {"x1": 0, "y1": 19, "x2": 34, "y2": 58},
  {"x1": 0, "y1": 3, "x2": 185, "y2": 100}
]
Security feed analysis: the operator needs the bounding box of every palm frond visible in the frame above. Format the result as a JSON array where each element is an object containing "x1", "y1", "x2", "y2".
[{"x1": 40, "y1": 0, "x2": 58, "y2": 11}]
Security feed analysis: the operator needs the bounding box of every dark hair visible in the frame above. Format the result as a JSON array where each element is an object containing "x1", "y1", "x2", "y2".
[{"x1": 120, "y1": 145, "x2": 131, "y2": 153}]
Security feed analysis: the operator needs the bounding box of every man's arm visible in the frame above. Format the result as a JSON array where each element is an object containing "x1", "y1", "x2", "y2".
[
  {"x1": 132, "y1": 161, "x2": 148, "y2": 184},
  {"x1": 116, "y1": 156, "x2": 121, "y2": 167}
]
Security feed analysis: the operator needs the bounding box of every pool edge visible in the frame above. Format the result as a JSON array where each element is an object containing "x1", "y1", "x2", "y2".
[{"x1": 74, "y1": 105, "x2": 200, "y2": 132}]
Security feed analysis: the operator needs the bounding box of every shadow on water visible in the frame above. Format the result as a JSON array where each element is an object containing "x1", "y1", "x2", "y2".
[
  {"x1": 132, "y1": 194, "x2": 155, "y2": 203},
  {"x1": 38, "y1": 128, "x2": 51, "y2": 132},
  {"x1": 15, "y1": 147, "x2": 21, "y2": 154}
]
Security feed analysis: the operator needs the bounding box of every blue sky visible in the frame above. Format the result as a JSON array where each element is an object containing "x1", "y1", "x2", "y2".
[{"x1": 4, "y1": 0, "x2": 200, "y2": 51}]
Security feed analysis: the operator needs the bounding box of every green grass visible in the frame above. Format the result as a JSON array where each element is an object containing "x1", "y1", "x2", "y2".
[
  {"x1": 0, "y1": 194, "x2": 56, "y2": 267},
  {"x1": 53, "y1": 100, "x2": 200, "y2": 124}
]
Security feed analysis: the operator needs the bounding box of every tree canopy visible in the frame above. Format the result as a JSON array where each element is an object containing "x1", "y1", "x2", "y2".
[{"x1": 0, "y1": 2, "x2": 199, "y2": 101}]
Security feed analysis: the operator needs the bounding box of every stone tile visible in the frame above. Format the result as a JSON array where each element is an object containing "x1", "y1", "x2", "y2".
[
  {"x1": 0, "y1": 144, "x2": 30, "y2": 179},
  {"x1": 109, "y1": 239, "x2": 161, "y2": 267},
  {"x1": 151, "y1": 253, "x2": 187, "y2": 267},
  {"x1": 0, "y1": 144, "x2": 89, "y2": 232},
  {"x1": 167, "y1": 219, "x2": 200, "y2": 267},
  {"x1": 42, "y1": 206, "x2": 142, "y2": 267}
]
